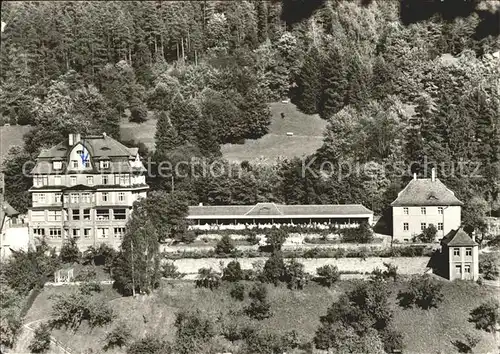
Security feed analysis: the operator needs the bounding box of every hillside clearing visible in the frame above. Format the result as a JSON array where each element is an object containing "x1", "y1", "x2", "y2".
[{"x1": 18, "y1": 279, "x2": 498, "y2": 354}]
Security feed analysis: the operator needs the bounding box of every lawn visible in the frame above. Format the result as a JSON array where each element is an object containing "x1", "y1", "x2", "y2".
[
  {"x1": 0, "y1": 102, "x2": 326, "y2": 166},
  {"x1": 220, "y1": 102, "x2": 327, "y2": 163},
  {"x1": 120, "y1": 102, "x2": 327, "y2": 163},
  {"x1": 19, "y1": 279, "x2": 498, "y2": 354}
]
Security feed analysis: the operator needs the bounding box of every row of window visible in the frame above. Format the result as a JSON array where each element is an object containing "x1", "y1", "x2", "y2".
[
  {"x1": 403, "y1": 207, "x2": 444, "y2": 215},
  {"x1": 33, "y1": 192, "x2": 127, "y2": 204},
  {"x1": 34, "y1": 227, "x2": 126, "y2": 239},
  {"x1": 453, "y1": 248, "x2": 472, "y2": 257},
  {"x1": 402, "y1": 222, "x2": 443, "y2": 231},
  {"x1": 31, "y1": 208, "x2": 128, "y2": 222},
  {"x1": 455, "y1": 264, "x2": 472, "y2": 274},
  {"x1": 53, "y1": 159, "x2": 110, "y2": 170},
  {"x1": 34, "y1": 174, "x2": 132, "y2": 187}
]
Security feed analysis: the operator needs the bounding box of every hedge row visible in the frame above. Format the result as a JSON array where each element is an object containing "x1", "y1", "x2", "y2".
[{"x1": 162, "y1": 245, "x2": 435, "y2": 260}]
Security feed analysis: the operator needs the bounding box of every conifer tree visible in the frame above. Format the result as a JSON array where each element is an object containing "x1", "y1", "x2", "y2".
[
  {"x1": 169, "y1": 98, "x2": 200, "y2": 144},
  {"x1": 257, "y1": 1, "x2": 269, "y2": 43},
  {"x1": 195, "y1": 116, "x2": 221, "y2": 158},
  {"x1": 295, "y1": 47, "x2": 322, "y2": 115},
  {"x1": 344, "y1": 53, "x2": 370, "y2": 108},
  {"x1": 154, "y1": 111, "x2": 181, "y2": 157},
  {"x1": 112, "y1": 199, "x2": 160, "y2": 296},
  {"x1": 319, "y1": 47, "x2": 347, "y2": 120}
]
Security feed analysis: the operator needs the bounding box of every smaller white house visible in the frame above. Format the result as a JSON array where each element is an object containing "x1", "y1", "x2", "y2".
[
  {"x1": 391, "y1": 169, "x2": 463, "y2": 242},
  {"x1": 1, "y1": 197, "x2": 29, "y2": 259}
]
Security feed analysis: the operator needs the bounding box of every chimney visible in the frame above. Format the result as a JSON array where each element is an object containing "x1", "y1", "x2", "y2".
[
  {"x1": 431, "y1": 168, "x2": 436, "y2": 182},
  {"x1": 471, "y1": 231, "x2": 476, "y2": 242},
  {"x1": 68, "y1": 134, "x2": 74, "y2": 146},
  {"x1": 199, "y1": 202, "x2": 203, "y2": 206},
  {"x1": 413, "y1": 173, "x2": 417, "y2": 181},
  {"x1": 75, "y1": 133, "x2": 81, "y2": 143},
  {"x1": 102, "y1": 132, "x2": 107, "y2": 138}
]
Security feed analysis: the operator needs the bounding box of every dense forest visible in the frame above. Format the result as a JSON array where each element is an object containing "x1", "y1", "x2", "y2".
[{"x1": 1, "y1": 0, "x2": 499, "y2": 234}]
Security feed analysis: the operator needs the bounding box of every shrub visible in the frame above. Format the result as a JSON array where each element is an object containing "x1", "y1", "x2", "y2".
[
  {"x1": 261, "y1": 252, "x2": 286, "y2": 286},
  {"x1": 129, "y1": 100, "x2": 148, "y2": 123},
  {"x1": 74, "y1": 267, "x2": 97, "y2": 282},
  {"x1": 479, "y1": 253, "x2": 499, "y2": 280},
  {"x1": 383, "y1": 262, "x2": 398, "y2": 282},
  {"x1": 316, "y1": 265, "x2": 340, "y2": 287},
  {"x1": 452, "y1": 333, "x2": 480, "y2": 354},
  {"x1": 103, "y1": 323, "x2": 131, "y2": 351},
  {"x1": 244, "y1": 329, "x2": 298, "y2": 354},
  {"x1": 59, "y1": 237, "x2": 81, "y2": 264},
  {"x1": 162, "y1": 261, "x2": 184, "y2": 279},
  {"x1": 246, "y1": 282, "x2": 271, "y2": 320},
  {"x1": 4, "y1": 242, "x2": 60, "y2": 294},
  {"x1": 79, "y1": 282, "x2": 102, "y2": 295},
  {"x1": 341, "y1": 221, "x2": 374, "y2": 243},
  {"x1": 246, "y1": 231, "x2": 260, "y2": 245},
  {"x1": 469, "y1": 299, "x2": 499, "y2": 333},
  {"x1": 174, "y1": 310, "x2": 215, "y2": 354},
  {"x1": 397, "y1": 275, "x2": 444, "y2": 309},
  {"x1": 127, "y1": 335, "x2": 171, "y2": 354},
  {"x1": 266, "y1": 227, "x2": 288, "y2": 252},
  {"x1": 284, "y1": 258, "x2": 308, "y2": 290},
  {"x1": 229, "y1": 282, "x2": 245, "y2": 301},
  {"x1": 195, "y1": 268, "x2": 221, "y2": 290},
  {"x1": 82, "y1": 244, "x2": 117, "y2": 268},
  {"x1": 28, "y1": 322, "x2": 51, "y2": 353},
  {"x1": 380, "y1": 327, "x2": 404, "y2": 353},
  {"x1": 415, "y1": 224, "x2": 437, "y2": 243},
  {"x1": 222, "y1": 260, "x2": 243, "y2": 282},
  {"x1": 215, "y1": 235, "x2": 236, "y2": 255},
  {"x1": 50, "y1": 292, "x2": 114, "y2": 330}
]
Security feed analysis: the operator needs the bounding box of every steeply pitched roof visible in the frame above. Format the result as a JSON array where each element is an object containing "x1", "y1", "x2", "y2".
[
  {"x1": 441, "y1": 228, "x2": 477, "y2": 247},
  {"x1": 391, "y1": 178, "x2": 463, "y2": 206},
  {"x1": 187, "y1": 203, "x2": 373, "y2": 218},
  {"x1": 33, "y1": 135, "x2": 145, "y2": 174},
  {"x1": 38, "y1": 135, "x2": 137, "y2": 159}
]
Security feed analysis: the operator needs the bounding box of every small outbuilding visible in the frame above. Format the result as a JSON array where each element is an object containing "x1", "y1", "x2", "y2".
[{"x1": 440, "y1": 227, "x2": 479, "y2": 281}]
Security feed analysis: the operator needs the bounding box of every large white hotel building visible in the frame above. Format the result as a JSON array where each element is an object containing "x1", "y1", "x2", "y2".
[{"x1": 28, "y1": 133, "x2": 149, "y2": 250}]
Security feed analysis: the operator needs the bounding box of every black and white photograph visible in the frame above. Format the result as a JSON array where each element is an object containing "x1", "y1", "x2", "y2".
[{"x1": 0, "y1": 1, "x2": 499, "y2": 353}]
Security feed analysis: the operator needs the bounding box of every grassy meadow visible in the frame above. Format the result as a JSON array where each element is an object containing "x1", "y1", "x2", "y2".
[{"x1": 18, "y1": 278, "x2": 498, "y2": 354}]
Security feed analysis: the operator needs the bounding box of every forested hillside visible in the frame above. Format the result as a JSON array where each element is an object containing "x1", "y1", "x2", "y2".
[{"x1": 1, "y1": 1, "x2": 499, "y2": 232}]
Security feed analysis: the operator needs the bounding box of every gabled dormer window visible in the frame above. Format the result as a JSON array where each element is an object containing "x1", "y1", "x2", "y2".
[
  {"x1": 53, "y1": 161, "x2": 62, "y2": 170},
  {"x1": 100, "y1": 160, "x2": 110, "y2": 169}
]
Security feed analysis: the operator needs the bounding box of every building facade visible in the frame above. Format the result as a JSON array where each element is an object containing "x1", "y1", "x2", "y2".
[
  {"x1": 1, "y1": 194, "x2": 29, "y2": 259},
  {"x1": 441, "y1": 227, "x2": 479, "y2": 281},
  {"x1": 28, "y1": 133, "x2": 149, "y2": 250},
  {"x1": 391, "y1": 169, "x2": 463, "y2": 242},
  {"x1": 187, "y1": 202, "x2": 374, "y2": 230}
]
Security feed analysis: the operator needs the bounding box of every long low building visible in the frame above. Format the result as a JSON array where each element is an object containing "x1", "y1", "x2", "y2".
[{"x1": 187, "y1": 202, "x2": 373, "y2": 230}]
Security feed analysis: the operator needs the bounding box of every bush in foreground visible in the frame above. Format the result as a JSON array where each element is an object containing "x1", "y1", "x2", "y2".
[
  {"x1": 397, "y1": 275, "x2": 444, "y2": 309},
  {"x1": 479, "y1": 253, "x2": 499, "y2": 280},
  {"x1": 162, "y1": 261, "x2": 184, "y2": 279},
  {"x1": 195, "y1": 267, "x2": 221, "y2": 290},
  {"x1": 284, "y1": 258, "x2": 308, "y2": 290},
  {"x1": 215, "y1": 234, "x2": 236, "y2": 255},
  {"x1": 230, "y1": 282, "x2": 245, "y2": 301},
  {"x1": 50, "y1": 291, "x2": 114, "y2": 330},
  {"x1": 174, "y1": 310, "x2": 215, "y2": 354},
  {"x1": 127, "y1": 335, "x2": 171, "y2": 354},
  {"x1": 469, "y1": 299, "x2": 500, "y2": 333},
  {"x1": 316, "y1": 265, "x2": 340, "y2": 287},
  {"x1": 103, "y1": 323, "x2": 131, "y2": 351},
  {"x1": 28, "y1": 322, "x2": 51, "y2": 353},
  {"x1": 222, "y1": 260, "x2": 243, "y2": 282},
  {"x1": 246, "y1": 282, "x2": 271, "y2": 320}
]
